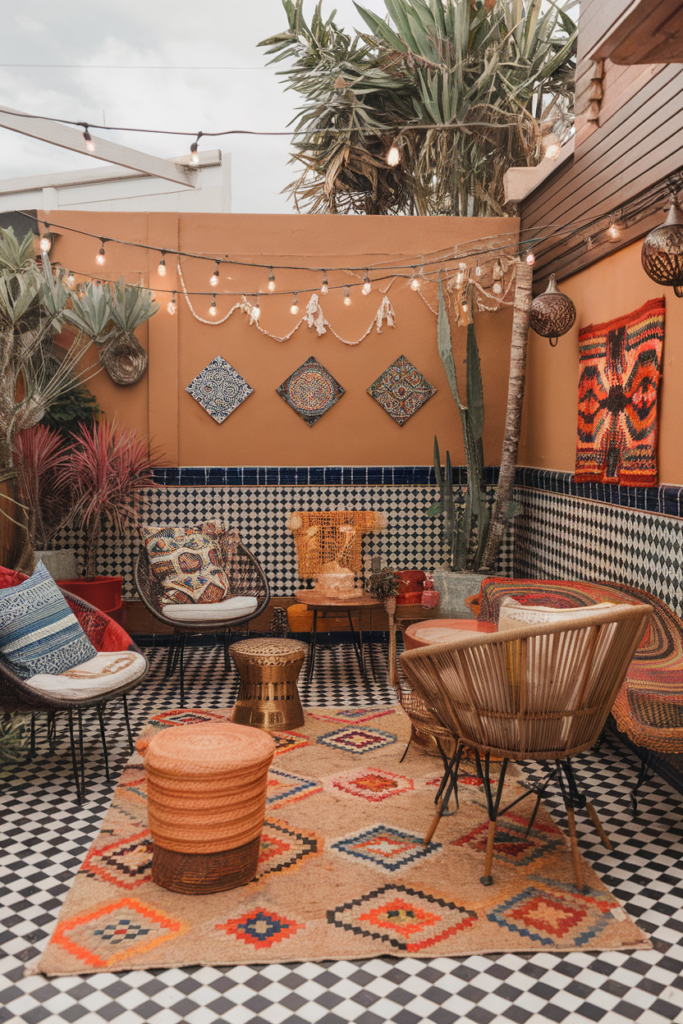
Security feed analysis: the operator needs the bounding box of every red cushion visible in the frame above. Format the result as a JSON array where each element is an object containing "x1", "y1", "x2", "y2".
[{"x1": 0, "y1": 567, "x2": 29, "y2": 589}]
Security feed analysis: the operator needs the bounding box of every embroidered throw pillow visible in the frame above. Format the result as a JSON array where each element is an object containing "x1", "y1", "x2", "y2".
[
  {"x1": 141, "y1": 522, "x2": 232, "y2": 604},
  {"x1": 0, "y1": 561, "x2": 97, "y2": 679}
]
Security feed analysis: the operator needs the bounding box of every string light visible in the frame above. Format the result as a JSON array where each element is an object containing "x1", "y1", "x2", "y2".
[
  {"x1": 475, "y1": 261, "x2": 482, "y2": 277},
  {"x1": 525, "y1": 249, "x2": 536, "y2": 265},
  {"x1": 409, "y1": 268, "x2": 420, "y2": 290},
  {"x1": 82, "y1": 126, "x2": 96, "y2": 152},
  {"x1": 67, "y1": 272, "x2": 75, "y2": 287},
  {"x1": 253, "y1": 295, "x2": 260, "y2": 320},
  {"x1": 157, "y1": 251, "x2": 167, "y2": 276},
  {"x1": 209, "y1": 294, "x2": 217, "y2": 316},
  {"x1": 386, "y1": 142, "x2": 400, "y2": 167},
  {"x1": 290, "y1": 293, "x2": 299, "y2": 315},
  {"x1": 189, "y1": 132, "x2": 202, "y2": 167},
  {"x1": 607, "y1": 219, "x2": 622, "y2": 241},
  {"x1": 462, "y1": 294, "x2": 469, "y2": 313},
  {"x1": 210, "y1": 261, "x2": 220, "y2": 287},
  {"x1": 268, "y1": 267, "x2": 275, "y2": 292},
  {"x1": 321, "y1": 271, "x2": 328, "y2": 295},
  {"x1": 344, "y1": 285, "x2": 351, "y2": 306},
  {"x1": 362, "y1": 271, "x2": 371, "y2": 295},
  {"x1": 167, "y1": 292, "x2": 177, "y2": 315},
  {"x1": 96, "y1": 238, "x2": 106, "y2": 266},
  {"x1": 39, "y1": 231, "x2": 51, "y2": 254}
]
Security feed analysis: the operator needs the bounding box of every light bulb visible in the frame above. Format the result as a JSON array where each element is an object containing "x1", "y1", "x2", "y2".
[
  {"x1": 386, "y1": 144, "x2": 400, "y2": 167},
  {"x1": 67, "y1": 272, "x2": 75, "y2": 287},
  {"x1": 321, "y1": 271, "x2": 328, "y2": 295},
  {"x1": 410, "y1": 270, "x2": 420, "y2": 290},
  {"x1": 190, "y1": 141, "x2": 199, "y2": 166},
  {"x1": 268, "y1": 267, "x2": 275, "y2": 292},
  {"x1": 290, "y1": 293, "x2": 299, "y2": 315},
  {"x1": 209, "y1": 262, "x2": 220, "y2": 287},
  {"x1": 525, "y1": 250, "x2": 536, "y2": 265},
  {"x1": 542, "y1": 133, "x2": 561, "y2": 160},
  {"x1": 493, "y1": 281, "x2": 502, "y2": 295},
  {"x1": 253, "y1": 298, "x2": 260, "y2": 320},
  {"x1": 209, "y1": 296, "x2": 217, "y2": 316},
  {"x1": 96, "y1": 247, "x2": 106, "y2": 266},
  {"x1": 158, "y1": 254, "x2": 167, "y2": 276},
  {"x1": 83, "y1": 128, "x2": 96, "y2": 153},
  {"x1": 343, "y1": 285, "x2": 351, "y2": 306},
  {"x1": 607, "y1": 221, "x2": 621, "y2": 241},
  {"x1": 39, "y1": 236, "x2": 51, "y2": 253},
  {"x1": 462, "y1": 298, "x2": 468, "y2": 313},
  {"x1": 362, "y1": 272, "x2": 371, "y2": 295},
  {"x1": 167, "y1": 296, "x2": 176, "y2": 316}
]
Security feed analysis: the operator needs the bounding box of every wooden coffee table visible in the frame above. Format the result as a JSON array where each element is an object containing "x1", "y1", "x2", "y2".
[{"x1": 294, "y1": 590, "x2": 383, "y2": 684}]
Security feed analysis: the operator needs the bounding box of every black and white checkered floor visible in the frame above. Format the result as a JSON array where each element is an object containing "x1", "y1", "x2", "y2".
[{"x1": 1, "y1": 642, "x2": 682, "y2": 1024}]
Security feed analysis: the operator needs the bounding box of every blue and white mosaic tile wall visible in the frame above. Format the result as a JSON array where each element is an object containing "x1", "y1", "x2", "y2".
[{"x1": 55, "y1": 469, "x2": 513, "y2": 601}]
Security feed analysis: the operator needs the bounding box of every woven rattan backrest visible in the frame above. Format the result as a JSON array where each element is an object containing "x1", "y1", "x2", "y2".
[{"x1": 399, "y1": 604, "x2": 652, "y2": 759}]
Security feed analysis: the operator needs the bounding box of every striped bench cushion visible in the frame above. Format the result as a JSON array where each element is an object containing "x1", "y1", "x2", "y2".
[{"x1": 0, "y1": 561, "x2": 96, "y2": 679}]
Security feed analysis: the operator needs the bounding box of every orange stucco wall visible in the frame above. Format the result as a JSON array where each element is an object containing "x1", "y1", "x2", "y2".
[
  {"x1": 519, "y1": 239, "x2": 683, "y2": 486},
  {"x1": 45, "y1": 212, "x2": 518, "y2": 468}
]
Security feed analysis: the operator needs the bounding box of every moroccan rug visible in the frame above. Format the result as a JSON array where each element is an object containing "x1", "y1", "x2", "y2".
[
  {"x1": 32, "y1": 706, "x2": 648, "y2": 976},
  {"x1": 576, "y1": 296, "x2": 664, "y2": 486}
]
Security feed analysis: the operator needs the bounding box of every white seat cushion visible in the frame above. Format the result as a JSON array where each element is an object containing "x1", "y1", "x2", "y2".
[
  {"x1": 163, "y1": 596, "x2": 258, "y2": 622},
  {"x1": 498, "y1": 598, "x2": 617, "y2": 632},
  {"x1": 26, "y1": 651, "x2": 147, "y2": 700},
  {"x1": 414, "y1": 626, "x2": 485, "y2": 644}
]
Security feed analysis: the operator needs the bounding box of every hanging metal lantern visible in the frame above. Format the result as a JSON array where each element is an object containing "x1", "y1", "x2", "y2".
[
  {"x1": 529, "y1": 274, "x2": 576, "y2": 347},
  {"x1": 641, "y1": 195, "x2": 683, "y2": 296}
]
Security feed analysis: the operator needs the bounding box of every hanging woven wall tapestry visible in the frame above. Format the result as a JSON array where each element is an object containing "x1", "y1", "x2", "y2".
[{"x1": 576, "y1": 297, "x2": 665, "y2": 487}]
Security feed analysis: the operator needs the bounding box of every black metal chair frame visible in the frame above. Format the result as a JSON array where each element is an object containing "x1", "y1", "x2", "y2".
[
  {"x1": 135, "y1": 542, "x2": 270, "y2": 705},
  {"x1": 0, "y1": 587, "x2": 149, "y2": 804}
]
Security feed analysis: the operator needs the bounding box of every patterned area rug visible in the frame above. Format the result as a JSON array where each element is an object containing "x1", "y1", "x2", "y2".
[{"x1": 32, "y1": 706, "x2": 648, "y2": 975}]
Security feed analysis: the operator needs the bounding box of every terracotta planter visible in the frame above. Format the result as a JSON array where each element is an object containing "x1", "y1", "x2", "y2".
[{"x1": 57, "y1": 575, "x2": 123, "y2": 612}]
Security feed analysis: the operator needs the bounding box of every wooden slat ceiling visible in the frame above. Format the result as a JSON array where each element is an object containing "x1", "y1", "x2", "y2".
[{"x1": 592, "y1": 0, "x2": 683, "y2": 65}]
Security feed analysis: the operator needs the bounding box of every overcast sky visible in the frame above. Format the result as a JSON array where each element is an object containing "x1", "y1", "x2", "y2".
[{"x1": 0, "y1": 0, "x2": 390, "y2": 213}]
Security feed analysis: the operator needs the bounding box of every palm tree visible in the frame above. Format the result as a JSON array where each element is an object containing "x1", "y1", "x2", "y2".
[{"x1": 260, "y1": 0, "x2": 577, "y2": 216}]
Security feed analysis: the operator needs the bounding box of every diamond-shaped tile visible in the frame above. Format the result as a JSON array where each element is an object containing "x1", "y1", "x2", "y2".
[
  {"x1": 276, "y1": 356, "x2": 344, "y2": 426},
  {"x1": 186, "y1": 357, "x2": 253, "y2": 423},
  {"x1": 367, "y1": 355, "x2": 436, "y2": 425}
]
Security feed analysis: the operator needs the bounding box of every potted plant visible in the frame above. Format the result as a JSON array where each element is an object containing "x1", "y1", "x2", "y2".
[
  {"x1": 427, "y1": 269, "x2": 533, "y2": 616},
  {"x1": 55, "y1": 419, "x2": 157, "y2": 617},
  {"x1": 12, "y1": 424, "x2": 75, "y2": 576}
]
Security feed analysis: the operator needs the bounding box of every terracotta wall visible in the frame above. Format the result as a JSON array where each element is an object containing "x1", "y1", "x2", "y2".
[
  {"x1": 520, "y1": 238, "x2": 683, "y2": 484},
  {"x1": 45, "y1": 211, "x2": 517, "y2": 468}
]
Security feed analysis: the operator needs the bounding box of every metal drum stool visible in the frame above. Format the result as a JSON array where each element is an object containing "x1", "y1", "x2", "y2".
[
  {"x1": 230, "y1": 638, "x2": 307, "y2": 731},
  {"x1": 138, "y1": 722, "x2": 275, "y2": 894}
]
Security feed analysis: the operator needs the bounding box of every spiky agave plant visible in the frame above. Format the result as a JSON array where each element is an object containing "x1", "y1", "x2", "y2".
[
  {"x1": 58, "y1": 420, "x2": 157, "y2": 580},
  {"x1": 261, "y1": 0, "x2": 577, "y2": 215},
  {"x1": 12, "y1": 425, "x2": 73, "y2": 569},
  {"x1": 98, "y1": 279, "x2": 159, "y2": 385}
]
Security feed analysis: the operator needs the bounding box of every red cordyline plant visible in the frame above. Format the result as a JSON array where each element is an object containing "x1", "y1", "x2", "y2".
[
  {"x1": 57, "y1": 420, "x2": 157, "y2": 580},
  {"x1": 13, "y1": 424, "x2": 73, "y2": 569}
]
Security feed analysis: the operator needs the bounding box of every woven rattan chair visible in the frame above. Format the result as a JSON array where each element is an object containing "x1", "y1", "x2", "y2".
[
  {"x1": 135, "y1": 542, "x2": 270, "y2": 705},
  {"x1": 0, "y1": 585, "x2": 149, "y2": 803},
  {"x1": 400, "y1": 603, "x2": 652, "y2": 891}
]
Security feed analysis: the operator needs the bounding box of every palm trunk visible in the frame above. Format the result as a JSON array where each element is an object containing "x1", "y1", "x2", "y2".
[
  {"x1": 480, "y1": 261, "x2": 534, "y2": 572},
  {"x1": 84, "y1": 513, "x2": 102, "y2": 580}
]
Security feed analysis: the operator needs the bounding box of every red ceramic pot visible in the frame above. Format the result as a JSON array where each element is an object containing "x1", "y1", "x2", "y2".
[{"x1": 57, "y1": 575, "x2": 123, "y2": 613}]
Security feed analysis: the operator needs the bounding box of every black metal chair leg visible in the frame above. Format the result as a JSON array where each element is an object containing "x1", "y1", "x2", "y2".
[
  {"x1": 399, "y1": 735, "x2": 412, "y2": 763},
  {"x1": 29, "y1": 714, "x2": 36, "y2": 759},
  {"x1": 224, "y1": 629, "x2": 232, "y2": 673},
  {"x1": 67, "y1": 710, "x2": 84, "y2": 804},
  {"x1": 77, "y1": 707, "x2": 86, "y2": 797},
  {"x1": 171, "y1": 633, "x2": 182, "y2": 674},
  {"x1": 47, "y1": 711, "x2": 56, "y2": 754},
  {"x1": 164, "y1": 634, "x2": 176, "y2": 679},
  {"x1": 179, "y1": 634, "x2": 186, "y2": 706},
  {"x1": 307, "y1": 611, "x2": 318, "y2": 684},
  {"x1": 122, "y1": 694, "x2": 134, "y2": 753},
  {"x1": 631, "y1": 750, "x2": 651, "y2": 816},
  {"x1": 96, "y1": 704, "x2": 110, "y2": 782}
]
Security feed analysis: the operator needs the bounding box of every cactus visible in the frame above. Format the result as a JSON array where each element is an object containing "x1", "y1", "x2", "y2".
[{"x1": 427, "y1": 276, "x2": 489, "y2": 571}]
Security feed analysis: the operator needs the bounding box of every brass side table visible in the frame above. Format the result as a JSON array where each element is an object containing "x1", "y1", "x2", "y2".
[{"x1": 230, "y1": 638, "x2": 307, "y2": 731}]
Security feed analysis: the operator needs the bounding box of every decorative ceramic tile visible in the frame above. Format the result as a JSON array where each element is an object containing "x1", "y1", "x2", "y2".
[
  {"x1": 276, "y1": 356, "x2": 344, "y2": 426},
  {"x1": 367, "y1": 355, "x2": 436, "y2": 425},
  {"x1": 186, "y1": 357, "x2": 253, "y2": 423}
]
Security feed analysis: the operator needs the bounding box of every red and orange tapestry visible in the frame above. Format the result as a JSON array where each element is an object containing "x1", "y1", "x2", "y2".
[{"x1": 576, "y1": 297, "x2": 664, "y2": 486}]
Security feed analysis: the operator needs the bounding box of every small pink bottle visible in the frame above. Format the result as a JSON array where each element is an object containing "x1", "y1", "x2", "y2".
[{"x1": 421, "y1": 574, "x2": 440, "y2": 610}]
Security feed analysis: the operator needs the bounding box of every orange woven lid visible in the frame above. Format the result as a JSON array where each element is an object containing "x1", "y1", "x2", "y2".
[{"x1": 144, "y1": 723, "x2": 275, "y2": 777}]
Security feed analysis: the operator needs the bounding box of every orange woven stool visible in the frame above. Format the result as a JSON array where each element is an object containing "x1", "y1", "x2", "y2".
[
  {"x1": 139, "y1": 722, "x2": 275, "y2": 894},
  {"x1": 230, "y1": 638, "x2": 307, "y2": 731}
]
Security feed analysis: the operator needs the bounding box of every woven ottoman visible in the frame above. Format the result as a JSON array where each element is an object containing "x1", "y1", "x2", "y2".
[
  {"x1": 139, "y1": 722, "x2": 275, "y2": 894},
  {"x1": 230, "y1": 638, "x2": 307, "y2": 731}
]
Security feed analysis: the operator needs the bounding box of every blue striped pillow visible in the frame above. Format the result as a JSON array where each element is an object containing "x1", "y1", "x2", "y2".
[{"x1": 0, "y1": 562, "x2": 97, "y2": 680}]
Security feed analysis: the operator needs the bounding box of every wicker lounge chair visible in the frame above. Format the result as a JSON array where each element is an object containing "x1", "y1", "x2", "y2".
[
  {"x1": 135, "y1": 542, "x2": 270, "y2": 705},
  {"x1": 400, "y1": 604, "x2": 651, "y2": 891},
  {"x1": 0, "y1": 578, "x2": 149, "y2": 803}
]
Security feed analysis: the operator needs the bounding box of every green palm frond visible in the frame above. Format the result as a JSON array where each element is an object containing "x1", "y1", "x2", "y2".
[{"x1": 260, "y1": 0, "x2": 577, "y2": 215}]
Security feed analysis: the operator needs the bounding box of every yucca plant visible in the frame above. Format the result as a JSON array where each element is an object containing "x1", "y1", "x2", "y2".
[
  {"x1": 261, "y1": 0, "x2": 577, "y2": 215},
  {"x1": 58, "y1": 420, "x2": 157, "y2": 580}
]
